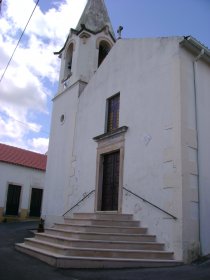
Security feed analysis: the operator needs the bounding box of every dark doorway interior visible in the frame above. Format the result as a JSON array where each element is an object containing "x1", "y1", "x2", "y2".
[
  {"x1": 101, "y1": 151, "x2": 120, "y2": 211},
  {"x1": 29, "y1": 188, "x2": 43, "y2": 217},
  {"x1": 5, "y1": 184, "x2": 21, "y2": 215}
]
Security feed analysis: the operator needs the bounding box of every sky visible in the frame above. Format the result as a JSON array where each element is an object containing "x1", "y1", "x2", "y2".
[{"x1": 0, "y1": 0, "x2": 209, "y2": 154}]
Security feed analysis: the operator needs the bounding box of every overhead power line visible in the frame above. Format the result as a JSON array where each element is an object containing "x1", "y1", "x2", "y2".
[
  {"x1": 12, "y1": 117, "x2": 49, "y2": 136},
  {"x1": 2, "y1": 114, "x2": 49, "y2": 136},
  {"x1": 0, "y1": 0, "x2": 40, "y2": 84}
]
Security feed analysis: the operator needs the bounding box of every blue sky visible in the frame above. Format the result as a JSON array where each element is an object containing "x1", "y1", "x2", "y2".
[
  {"x1": 106, "y1": 0, "x2": 210, "y2": 48},
  {"x1": 0, "y1": 0, "x2": 209, "y2": 153},
  {"x1": 39, "y1": 0, "x2": 210, "y2": 46}
]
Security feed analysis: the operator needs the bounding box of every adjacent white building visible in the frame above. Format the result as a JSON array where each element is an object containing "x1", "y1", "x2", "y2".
[
  {"x1": 0, "y1": 143, "x2": 46, "y2": 221},
  {"x1": 42, "y1": 0, "x2": 210, "y2": 262}
]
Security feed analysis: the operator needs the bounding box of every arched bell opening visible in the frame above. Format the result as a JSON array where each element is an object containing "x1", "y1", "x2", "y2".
[
  {"x1": 98, "y1": 40, "x2": 111, "y2": 67},
  {"x1": 64, "y1": 43, "x2": 74, "y2": 79}
]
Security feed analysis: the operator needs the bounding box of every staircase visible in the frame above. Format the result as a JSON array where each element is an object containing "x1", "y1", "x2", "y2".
[{"x1": 15, "y1": 212, "x2": 182, "y2": 268}]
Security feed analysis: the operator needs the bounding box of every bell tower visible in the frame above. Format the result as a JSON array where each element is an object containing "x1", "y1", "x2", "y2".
[
  {"x1": 55, "y1": 0, "x2": 116, "y2": 93},
  {"x1": 42, "y1": 0, "x2": 116, "y2": 226}
]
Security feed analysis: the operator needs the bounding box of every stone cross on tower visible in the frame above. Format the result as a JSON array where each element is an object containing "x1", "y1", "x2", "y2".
[{"x1": 117, "y1": 26, "x2": 123, "y2": 39}]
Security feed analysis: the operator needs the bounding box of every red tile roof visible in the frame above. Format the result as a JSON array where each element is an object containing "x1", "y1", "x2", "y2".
[{"x1": 0, "y1": 143, "x2": 47, "y2": 171}]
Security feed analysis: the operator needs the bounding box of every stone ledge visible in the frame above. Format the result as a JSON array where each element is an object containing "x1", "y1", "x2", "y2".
[{"x1": 93, "y1": 126, "x2": 128, "y2": 142}]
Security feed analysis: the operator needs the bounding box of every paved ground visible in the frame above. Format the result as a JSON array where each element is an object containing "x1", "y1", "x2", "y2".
[{"x1": 0, "y1": 221, "x2": 210, "y2": 280}]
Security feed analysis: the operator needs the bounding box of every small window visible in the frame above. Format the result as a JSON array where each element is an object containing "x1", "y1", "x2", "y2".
[
  {"x1": 98, "y1": 41, "x2": 111, "y2": 67},
  {"x1": 60, "y1": 114, "x2": 65, "y2": 124},
  {"x1": 107, "y1": 94, "x2": 120, "y2": 132}
]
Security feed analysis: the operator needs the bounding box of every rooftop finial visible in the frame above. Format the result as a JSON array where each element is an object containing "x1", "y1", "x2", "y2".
[{"x1": 117, "y1": 26, "x2": 123, "y2": 39}]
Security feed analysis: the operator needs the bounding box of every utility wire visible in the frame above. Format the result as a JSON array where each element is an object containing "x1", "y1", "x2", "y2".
[
  {"x1": 0, "y1": 0, "x2": 48, "y2": 136},
  {"x1": 0, "y1": 0, "x2": 40, "y2": 84},
  {"x1": 4, "y1": 115, "x2": 49, "y2": 136},
  {"x1": 13, "y1": 117, "x2": 49, "y2": 136}
]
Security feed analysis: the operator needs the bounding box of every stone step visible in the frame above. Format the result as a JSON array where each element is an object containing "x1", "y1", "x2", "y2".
[
  {"x1": 16, "y1": 243, "x2": 181, "y2": 268},
  {"x1": 45, "y1": 228, "x2": 156, "y2": 242},
  {"x1": 64, "y1": 218, "x2": 140, "y2": 227},
  {"x1": 15, "y1": 212, "x2": 181, "y2": 268},
  {"x1": 35, "y1": 233, "x2": 165, "y2": 251},
  {"x1": 54, "y1": 223, "x2": 147, "y2": 234},
  {"x1": 73, "y1": 212, "x2": 133, "y2": 221},
  {"x1": 23, "y1": 238, "x2": 174, "y2": 260}
]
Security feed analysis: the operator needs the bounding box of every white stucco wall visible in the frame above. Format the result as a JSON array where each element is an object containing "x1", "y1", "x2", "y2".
[
  {"x1": 69, "y1": 37, "x2": 184, "y2": 260},
  {"x1": 180, "y1": 46, "x2": 210, "y2": 258},
  {"x1": 42, "y1": 83, "x2": 80, "y2": 224},
  {"x1": 0, "y1": 162, "x2": 45, "y2": 219},
  {"x1": 197, "y1": 60, "x2": 210, "y2": 256},
  {"x1": 44, "y1": 35, "x2": 210, "y2": 261},
  {"x1": 43, "y1": 29, "x2": 115, "y2": 226},
  {"x1": 180, "y1": 47, "x2": 200, "y2": 261}
]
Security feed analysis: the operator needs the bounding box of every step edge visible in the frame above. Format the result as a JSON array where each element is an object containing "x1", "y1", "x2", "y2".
[
  {"x1": 23, "y1": 238, "x2": 173, "y2": 254},
  {"x1": 64, "y1": 218, "x2": 138, "y2": 223},
  {"x1": 47, "y1": 228, "x2": 155, "y2": 237},
  {"x1": 35, "y1": 233, "x2": 163, "y2": 245},
  {"x1": 73, "y1": 213, "x2": 134, "y2": 220},
  {"x1": 56, "y1": 223, "x2": 146, "y2": 230},
  {"x1": 73, "y1": 213, "x2": 133, "y2": 216},
  {"x1": 16, "y1": 243, "x2": 181, "y2": 264}
]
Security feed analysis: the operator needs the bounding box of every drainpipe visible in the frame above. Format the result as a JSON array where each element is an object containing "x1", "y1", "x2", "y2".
[{"x1": 193, "y1": 48, "x2": 204, "y2": 256}]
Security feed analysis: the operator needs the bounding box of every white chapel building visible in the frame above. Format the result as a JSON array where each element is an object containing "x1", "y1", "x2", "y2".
[{"x1": 41, "y1": 0, "x2": 210, "y2": 264}]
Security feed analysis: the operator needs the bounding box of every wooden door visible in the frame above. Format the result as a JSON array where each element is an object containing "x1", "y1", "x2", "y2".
[
  {"x1": 101, "y1": 151, "x2": 120, "y2": 211},
  {"x1": 5, "y1": 184, "x2": 21, "y2": 215},
  {"x1": 29, "y1": 188, "x2": 43, "y2": 217}
]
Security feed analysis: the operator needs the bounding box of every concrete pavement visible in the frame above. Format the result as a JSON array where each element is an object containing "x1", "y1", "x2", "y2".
[{"x1": 0, "y1": 221, "x2": 209, "y2": 280}]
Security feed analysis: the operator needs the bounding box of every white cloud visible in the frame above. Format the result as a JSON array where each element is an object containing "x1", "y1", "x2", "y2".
[
  {"x1": 0, "y1": 116, "x2": 27, "y2": 139},
  {"x1": 27, "y1": 137, "x2": 49, "y2": 154},
  {"x1": 0, "y1": 0, "x2": 87, "y2": 153}
]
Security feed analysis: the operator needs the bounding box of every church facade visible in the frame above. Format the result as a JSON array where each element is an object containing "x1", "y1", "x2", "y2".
[{"x1": 42, "y1": 0, "x2": 210, "y2": 262}]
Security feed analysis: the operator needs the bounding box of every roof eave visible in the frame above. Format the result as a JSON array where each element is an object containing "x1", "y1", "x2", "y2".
[
  {"x1": 54, "y1": 25, "x2": 116, "y2": 56},
  {"x1": 77, "y1": 25, "x2": 116, "y2": 43},
  {"x1": 0, "y1": 160, "x2": 46, "y2": 171},
  {"x1": 180, "y1": 36, "x2": 210, "y2": 65},
  {"x1": 54, "y1": 29, "x2": 78, "y2": 56}
]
